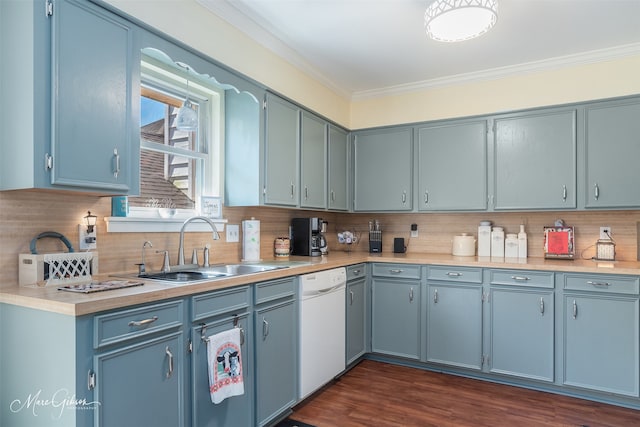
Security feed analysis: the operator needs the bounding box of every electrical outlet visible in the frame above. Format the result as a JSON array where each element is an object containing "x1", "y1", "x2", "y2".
[
  {"x1": 599, "y1": 226, "x2": 612, "y2": 240},
  {"x1": 410, "y1": 223, "x2": 418, "y2": 238},
  {"x1": 226, "y1": 224, "x2": 240, "y2": 242},
  {"x1": 78, "y1": 224, "x2": 97, "y2": 250}
]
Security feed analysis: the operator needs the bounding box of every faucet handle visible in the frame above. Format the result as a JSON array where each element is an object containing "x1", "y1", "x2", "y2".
[{"x1": 156, "y1": 250, "x2": 171, "y2": 273}]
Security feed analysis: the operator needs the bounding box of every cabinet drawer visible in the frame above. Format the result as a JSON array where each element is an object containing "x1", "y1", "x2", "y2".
[
  {"x1": 192, "y1": 286, "x2": 251, "y2": 322},
  {"x1": 371, "y1": 263, "x2": 421, "y2": 280},
  {"x1": 563, "y1": 274, "x2": 639, "y2": 295},
  {"x1": 347, "y1": 263, "x2": 366, "y2": 281},
  {"x1": 489, "y1": 269, "x2": 554, "y2": 289},
  {"x1": 255, "y1": 277, "x2": 296, "y2": 305},
  {"x1": 427, "y1": 265, "x2": 482, "y2": 283},
  {"x1": 94, "y1": 300, "x2": 184, "y2": 349}
]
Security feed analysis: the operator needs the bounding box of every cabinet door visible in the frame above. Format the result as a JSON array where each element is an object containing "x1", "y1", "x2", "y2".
[
  {"x1": 371, "y1": 278, "x2": 421, "y2": 359},
  {"x1": 328, "y1": 125, "x2": 349, "y2": 211},
  {"x1": 254, "y1": 300, "x2": 297, "y2": 426},
  {"x1": 584, "y1": 99, "x2": 640, "y2": 208},
  {"x1": 417, "y1": 121, "x2": 487, "y2": 210},
  {"x1": 563, "y1": 294, "x2": 639, "y2": 396},
  {"x1": 346, "y1": 278, "x2": 367, "y2": 365},
  {"x1": 427, "y1": 283, "x2": 483, "y2": 370},
  {"x1": 489, "y1": 288, "x2": 554, "y2": 382},
  {"x1": 52, "y1": 0, "x2": 137, "y2": 192},
  {"x1": 300, "y1": 111, "x2": 327, "y2": 209},
  {"x1": 354, "y1": 128, "x2": 413, "y2": 211},
  {"x1": 264, "y1": 94, "x2": 300, "y2": 206},
  {"x1": 191, "y1": 315, "x2": 252, "y2": 427},
  {"x1": 494, "y1": 110, "x2": 576, "y2": 209},
  {"x1": 94, "y1": 332, "x2": 185, "y2": 427}
]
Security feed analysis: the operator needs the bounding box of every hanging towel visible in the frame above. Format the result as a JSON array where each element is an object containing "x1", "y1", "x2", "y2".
[{"x1": 207, "y1": 327, "x2": 244, "y2": 404}]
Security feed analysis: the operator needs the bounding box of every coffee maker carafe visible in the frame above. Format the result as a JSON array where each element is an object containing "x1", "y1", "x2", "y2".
[{"x1": 291, "y1": 218, "x2": 323, "y2": 256}]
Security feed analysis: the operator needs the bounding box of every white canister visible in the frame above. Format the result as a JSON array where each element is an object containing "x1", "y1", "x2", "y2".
[
  {"x1": 477, "y1": 221, "x2": 492, "y2": 257},
  {"x1": 452, "y1": 233, "x2": 476, "y2": 257},
  {"x1": 505, "y1": 233, "x2": 519, "y2": 258},
  {"x1": 491, "y1": 226, "x2": 505, "y2": 258}
]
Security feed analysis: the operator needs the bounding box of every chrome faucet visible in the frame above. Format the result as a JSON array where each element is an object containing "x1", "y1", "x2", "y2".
[
  {"x1": 136, "y1": 240, "x2": 153, "y2": 275},
  {"x1": 178, "y1": 216, "x2": 220, "y2": 266}
]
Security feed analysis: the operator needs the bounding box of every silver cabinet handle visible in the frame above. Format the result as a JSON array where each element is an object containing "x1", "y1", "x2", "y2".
[
  {"x1": 350, "y1": 290, "x2": 354, "y2": 305},
  {"x1": 113, "y1": 148, "x2": 120, "y2": 178},
  {"x1": 402, "y1": 191, "x2": 407, "y2": 204},
  {"x1": 290, "y1": 183, "x2": 295, "y2": 198},
  {"x1": 587, "y1": 281, "x2": 610, "y2": 288},
  {"x1": 304, "y1": 186, "x2": 309, "y2": 199},
  {"x1": 562, "y1": 185, "x2": 567, "y2": 201},
  {"x1": 409, "y1": 287, "x2": 414, "y2": 303},
  {"x1": 511, "y1": 276, "x2": 530, "y2": 281},
  {"x1": 447, "y1": 272, "x2": 462, "y2": 277},
  {"x1": 594, "y1": 183, "x2": 600, "y2": 200},
  {"x1": 572, "y1": 300, "x2": 578, "y2": 319},
  {"x1": 128, "y1": 315, "x2": 158, "y2": 327},
  {"x1": 389, "y1": 269, "x2": 403, "y2": 274},
  {"x1": 331, "y1": 190, "x2": 335, "y2": 202},
  {"x1": 433, "y1": 289, "x2": 438, "y2": 303},
  {"x1": 539, "y1": 297, "x2": 545, "y2": 315},
  {"x1": 424, "y1": 190, "x2": 429, "y2": 205},
  {"x1": 165, "y1": 346, "x2": 173, "y2": 379},
  {"x1": 352, "y1": 269, "x2": 361, "y2": 276},
  {"x1": 262, "y1": 317, "x2": 269, "y2": 339}
]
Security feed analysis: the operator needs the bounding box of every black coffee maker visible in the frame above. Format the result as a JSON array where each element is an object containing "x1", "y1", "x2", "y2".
[{"x1": 291, "y1": 218, "x2": 323, "y2": 256}]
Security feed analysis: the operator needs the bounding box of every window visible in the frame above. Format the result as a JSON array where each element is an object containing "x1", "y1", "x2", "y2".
[{"x1": 129, "y1": 52, "x2": 223, "y2": 217}]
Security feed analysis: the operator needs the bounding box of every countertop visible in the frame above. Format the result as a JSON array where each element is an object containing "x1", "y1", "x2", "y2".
[{"x1": 1, "y1": 252, "x2": 639, "y2": 316}]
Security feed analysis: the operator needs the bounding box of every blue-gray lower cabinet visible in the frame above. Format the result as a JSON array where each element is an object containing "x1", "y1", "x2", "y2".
[
  {"x1": 561, "y1": 274, "x2": 640, "y2": 397},
  {"x1": 426, "y1": 266, "x2": 483, "y2": 370},
  {"x1": 253, "y1": 278, "x2": 297, "y2": 427},
  {"x1": 346, "y1": 264, "x2": 367, "y2": 365},
  {"x1": 371, "y1": 264, "x2": 422, "y2": 360},
  {"x1": 488, "y1": 286, "x2": 554, "y2": 381},
  {"x1": 92, "y1": 300, "x2": 186, "y2": 427},
  {"x1": 190, "y1": 286, "x2": 253, "y2": 427}
]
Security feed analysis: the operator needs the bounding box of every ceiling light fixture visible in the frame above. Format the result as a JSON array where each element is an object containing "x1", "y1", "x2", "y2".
[
  {"x1": 425, "y1": 0, "x2": 498, "y2": 43},
  {"x1": 175, "y1": 64, "x2": 198, "y2": 131}
]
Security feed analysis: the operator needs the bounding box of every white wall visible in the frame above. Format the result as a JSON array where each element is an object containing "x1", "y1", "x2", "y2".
[{"x1": 106, "y1": 0, "x2": 640, "y2": 130}]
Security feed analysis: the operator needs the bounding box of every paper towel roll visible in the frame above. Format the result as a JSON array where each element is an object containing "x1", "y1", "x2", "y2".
[{"x1": 242, "y1": 219, "x2": 261, "y2": 261}]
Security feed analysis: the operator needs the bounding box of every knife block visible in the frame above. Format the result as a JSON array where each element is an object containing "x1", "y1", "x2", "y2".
[{"x1": 369, "y1": 231, "x2": 382, "y2": 253}]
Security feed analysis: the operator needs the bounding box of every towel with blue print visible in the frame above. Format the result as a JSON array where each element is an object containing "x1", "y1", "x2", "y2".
[{"x1": 207, "y1": 327, "x2": 244, "y2": 404}]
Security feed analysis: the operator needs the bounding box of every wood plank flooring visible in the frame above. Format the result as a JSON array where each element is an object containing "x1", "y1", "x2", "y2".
[{"x1": 289, "y1": 360, "x2": 640, "y2": 427}]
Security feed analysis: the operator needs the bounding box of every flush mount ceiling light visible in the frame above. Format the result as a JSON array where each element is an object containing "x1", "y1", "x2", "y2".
[{"x1": 425, "y1": 0, "x2": 498, "y2": 42}]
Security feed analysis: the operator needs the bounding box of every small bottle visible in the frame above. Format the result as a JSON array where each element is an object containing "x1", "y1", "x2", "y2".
[
  {"x1": 518, "y1": 224, "x2": 528, "y2": 259},
  {"x1": 505, "y1": 233, "x2": 518, "y2": 258},
  {"x1": 491, "y1": 226, "x2": 504, "y2": 258}
]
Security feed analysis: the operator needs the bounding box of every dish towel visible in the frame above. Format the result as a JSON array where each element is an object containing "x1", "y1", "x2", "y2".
[{"x1": 207, "y1": 327, "x2": 244, "y2": 404}]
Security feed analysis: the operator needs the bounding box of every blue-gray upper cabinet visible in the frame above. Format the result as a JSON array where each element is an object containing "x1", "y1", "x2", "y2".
[
  {"x1": 417, "y1": 120, "x2": 488, "y2": 211},
  {"x1": 328, "y1": 125, "x2": 349, "y2": 211},
  {"x1": 264, "y1": 93, "x2": 300, "y2": 207},
  {"x1": 0, "y1": 0, "x2": 138, "y2": 194},
  {"x1": 493, "y1": 109, "x2": 576, "y2": 210},
  {"x1": 353, "y1": 127, "x2": 413, "y2": 211},
  {"x1": 583, "y1": 97, "x2": 640, "y2": 208},
  {"x1": 300, "y1": 111, "x2": 327, "y2": 209}
]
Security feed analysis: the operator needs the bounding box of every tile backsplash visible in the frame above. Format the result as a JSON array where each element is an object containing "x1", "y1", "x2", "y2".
[{"x1": 1, "y1": 190, "x2": 638, "y2": 288}]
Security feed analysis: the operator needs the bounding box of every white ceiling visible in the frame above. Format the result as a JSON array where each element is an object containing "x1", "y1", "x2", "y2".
[{"x1": 197, "y1": 0, "x2": 640, "y2": 99}]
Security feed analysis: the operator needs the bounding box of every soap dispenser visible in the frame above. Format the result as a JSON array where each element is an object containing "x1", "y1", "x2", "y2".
[{"x1": 518, "y1": 224, "x2": 528, "y2": 259}]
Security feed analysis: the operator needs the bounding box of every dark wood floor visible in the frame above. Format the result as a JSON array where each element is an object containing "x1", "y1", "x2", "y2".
[{"x1": 290, "y1": 360, "x2": 640, "y2": 427}]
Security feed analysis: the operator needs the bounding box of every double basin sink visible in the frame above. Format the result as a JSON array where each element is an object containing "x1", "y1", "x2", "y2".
[{"x1": 136, "y1": 263, "x2": 291, "y2": 284}]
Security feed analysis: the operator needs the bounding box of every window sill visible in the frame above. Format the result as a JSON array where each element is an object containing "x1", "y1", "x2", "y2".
[{"x1": 104, "y1": 216, "x2": 227, "y2": 233}]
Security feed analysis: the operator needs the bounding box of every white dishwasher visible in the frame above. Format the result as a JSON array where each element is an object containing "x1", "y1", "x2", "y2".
[{"x1": 298, "y1": 267, "x2": 347, "y2": 400}]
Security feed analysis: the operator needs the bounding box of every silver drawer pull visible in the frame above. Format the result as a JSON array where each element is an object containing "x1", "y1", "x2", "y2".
[
  {"x1": 409, "y1": 287, "x2": 414, "y2": 302},
  {"x1": 572, "y1": 300, "x2": 578, "y2": 319},
  {"x1": 389, "y1": 269, "x2": 403, "y2": 274},
  {"x1": 539, "y1": 297, "x2": 545, "y2": 315},
  {"x1": 165, "y1": 346, "x2": 174, "y2": 379},
  {"x1": 352, "y1": 269, "x2": 361, "y2": 275},
  {"x1": 587, "y1": 281, "x2": 610, "y2": 288},
  {"x1": 350, "y1": 290, "x2": 354, "y2": 305},
  {"x1": 511, "y1": 276, "x2": 530, "y2": 281},
  {"x1": 447, "y1": 272, "x2": 462, "y2": 277},
  {"x1": 262, "y1": 317, "x2": 269, "y2": 339},
  {"x1": 128, "y1": 315, "x2": 158, "y2": 327},
  {"x1": 433, "y1": 289, "x2": 438, "y2": 304}
]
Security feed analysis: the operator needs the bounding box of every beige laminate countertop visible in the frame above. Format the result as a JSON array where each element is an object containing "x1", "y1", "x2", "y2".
[{"x1": 2, "y1": 252, "x2": 639, "y2": 316}]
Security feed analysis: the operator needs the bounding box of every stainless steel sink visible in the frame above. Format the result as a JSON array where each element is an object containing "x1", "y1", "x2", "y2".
[{"x1": 131, "y1": 263, "x2": 290, "y2": 284}]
